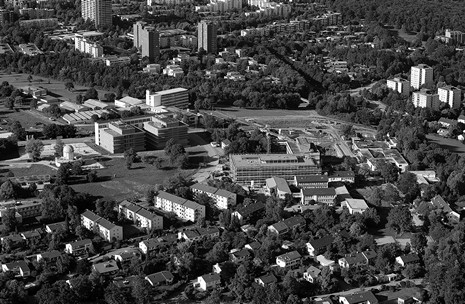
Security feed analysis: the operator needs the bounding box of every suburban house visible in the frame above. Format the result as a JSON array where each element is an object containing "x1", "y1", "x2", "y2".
[
  {"x1": 306, "y1": 235, "x2": 334, "y2": 256},
  {"x1": 230, "y1": 249, "x2": 252, "y2": 263},
  {"x1": 191, "y1": 183, "x2": 237, "y2": 210},
  {"x1": 221, "y1": 139, "x2": 231, "y2": 149},
  {"x1": 139, "y1": 238, "x2": 162, "y2": 255},
  {"x1": 438, "y1": 117, "x2": 457, "y2": 128},
  {"x1": 112, "y1": 276, "x2": 138, "y2": 291},
  {"x1": 114, "y1": 251, "x2": 139, "y2": 265},
  {"x1": 92, "y1": 260, "x2": 120, "y2": 276},
  {"x1": 65, "y1": 239, "x2": 93, "y2": 256},
  {"x1": 45, "y1": 221, "x2": 66, "y2": 234},
  {"x1": 395, "y1": 254, "x2": 420, "y2": 267},
  {"x1": 21, "y1": 230, "x2": 41, "y2": 244},
  {"x1": 338, "y1": 251, "x2": 377, "y2": 269},
  {"x1": 194, "y1": 273, "x2": 221, "y2": 291},
  {"x1": 300, "y1": 188, "x2": 337, "y2": 205},
  {"x1": 294, "y1": 175, "x2": 329, "y2": 188},
  {"x1": 339, "y1": 291, "x2": 379, "y2": 304},
  {"x1": 1, "y1": 234, "x2": 25, "y2": 249},
  {"x1": 276, "y1": 251, "x2": 302, "y2": 268},
  {"x1": 245, "y1": 241, "x2": 261, "y2": 251},
  {"x1": 303, "y1": 266, "x2": 321, "y2": 283},
  {"x1": 145, "y1": 271, "x2": 174, "y2": 286},
  {"x1": 265, "y1": 176, "x2": 292, "y2": 199},
  {"x1": 36, "y1": 250, "x2": 62, "y2": 264},
  {"x1": 81, "y1": 209, "x2": 123, "y2": 242},
  {"x1": 2, "y1": 261, "x2": 30, "y2": 277},
  {"x1": 268, "y1": 216, "x2": 306, "y2": 235},
  {"x1": 344, "y1": 198, "x2": 369, "y2": 214},
  {"x1": 316, "y1": 255, "x2": 335, "y2": 268},
  {"x1": 255, "y1": 273, "x2": 278, "y2": 287},
  {"x1": 178, "y1": 226, "x2": 220, "y2": 242},
  {"x1": 118, "y1": 201, "x2": 163, "y2": 230},
  {"x1": 430, "y1": 195, "x2": 461, "y2": 223},
  {"x1": 231, "y1": 202, "x2": 265, "y2": 224}
]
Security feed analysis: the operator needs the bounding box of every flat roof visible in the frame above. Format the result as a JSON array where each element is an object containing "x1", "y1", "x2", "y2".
[
  {"x1": 345, "y1": 198, "x2": 368, "y2": 210},
  {"x1": 153, "y1": 87, "x2": 188, "y2": 95},
  {"x1": 230, "y1": 153, "x2": 316, "y2": 168}
]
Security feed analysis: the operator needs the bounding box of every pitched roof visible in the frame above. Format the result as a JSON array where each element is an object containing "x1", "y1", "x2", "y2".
[
  {"x1": 123, "y1": 202, "x2": 142, "y2": 213},
  {"x1": 283, "y1": 215, "x2": 305, "y2": 228},
  {"x1": 345, "y1": 198, "x2": 369, "y2": 210},
  {"x1": 197, "y1": 227, "x2": 220, "y2": 237},
  {"x1": 431, "y1": 195, "x2": 448, "y2": 209},
  {"x1": 231, "y1": 249, "x2": 251, "y2": 258},
  {"x1": 215, "y1": 189, "x2": 236, "y2": 199},
  {"x1": 140, "y1": 238, "x2": 161, "y2": 249},
  {"x1": 157, "y1": 191, "x2": 187, "y2": 205},
  {"x1": 146, "y1": 271, "x2": 174, "y2": 285},
  {"x1": 68, "y1": 239, "x2": 92, "y2": 249},
  {"x1": 340, "y1": 291, "x2": 379, "y2": 304},
  {"x1": 81, "y1": 209, "x2": 101, "y2": 222},
  {"x1": 236, "y1": 202, "x2": 265, "y2": 217},
  {"x1": 257, "y1": 273, "x2": 277, "y2": 284},
  {"x1": 308, "y1": 235, "x2": 334, "y2": 250},
  {"x1": 305, "y1": 266, "x2": 321, "y2": 278},
  {"x1": 93, "y1": 260, "x2": 119, "y2": 274},
  {"x1": 39, "y1": 250, "x2": 61, "y2": 259},
  {"x1": 330, "y1": 171, "x2": 355, "y2": 178},
  {"x1": 398, "y1": 254, "x2": 420, "y2": 264},
  {"x1": 269, "y1": 221, "x2": 288, "y2": 233},
  {"x1": 200, "y1": 273, "x2": 221, "y2": 283},
  {"x1": 46, "y1": 221, "x2": 66, "y2": 232},
  {"x1": 277, "y1": 251, "x2": 301, "y2": 261},
  {"x1": 136, "y1": 208, "x2": 159, "y2": 220},
  {"x1": 266, "y1": 176, "x2": 291, "y2": 193},
  {"x1": 191, "y1": 183, "x2": 218, "y2": 195},
  {"x1": 97, "y1": 217, "x2": 119, "y2": 230},
  {"x1": 4, "y1": 260, "x2": 30, "y2": 272},
  {"x1": 246, "y1": 241, "x2": 261, "y2": 251}
]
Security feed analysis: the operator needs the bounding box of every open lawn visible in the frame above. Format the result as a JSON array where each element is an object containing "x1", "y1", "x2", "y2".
[
  {"x1": 426, "y1": 134, "x2": 465, "y2": 154},
  {"x1": 0, "y1": 72, "x2": 112, "y2": 102},
  {"x1": 71, "y1": 157, "x2": 196, "y2": 201},
  {"x1": 0, "y1": 164, "x2": 57, "y2": 178},
  {"x1": 0, "y1": 109, "x2": 52, "y2": 129}
]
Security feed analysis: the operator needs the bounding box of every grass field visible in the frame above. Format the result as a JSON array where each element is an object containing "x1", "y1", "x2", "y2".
[
  {"x1": 71, "y1": 158, "x2": 196, "y2": 201},
  {"x1": 426, "y1": 134, "x2": 465, "y2": 154},
  {"x1": 0, "y1": 72, "x2": 112, "y2": 102},
  {"x1": 0, "y1": 109, "x2": 52, "y2": 129},
  {"x1": 216, "y1": 107, "x2": 320, "y2": 118},
  {"x1": 396, "y1": 28, "x2": 418, "y2": 43},
  {"x1": 7, "y1": 164, "x2": 57, "y2": 177}
]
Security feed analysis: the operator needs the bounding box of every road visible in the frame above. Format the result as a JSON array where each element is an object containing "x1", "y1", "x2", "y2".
[{"x1": 312, "y1": 278, "x2": 424, "y2": 300}]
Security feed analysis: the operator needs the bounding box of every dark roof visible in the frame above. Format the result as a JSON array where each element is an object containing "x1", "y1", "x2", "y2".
[
  {"x1": 146, "y1": 271, "x2": 174, "y2": 284},
  {"x1": 81, "y1": 209, "x2": 101, "y2": 222},
  {"x1": 21, "y1": 230, "x2": 41, "y2": 239},
  {"x1": 330, "y1": 171, "x2": 355, "y2": 178},
  {"x1": 200, "y1": 273, "x2": 221, "y2": 283},
  {"x1": 68, "y1": 239, "x2": 92, "y2": 249},
  {"x1": 197, "y1": 227, "x2": 220, "y2": 237},
  {"x1": 398, "y1": 254, "x2": 420, "y2": 264},
  {"x1": 231, "y1": 249, "x2": 251, "y2": 258},
  {"x1": 341, "y1": 291, "x2": 379, "y2": 304},
  {"x1": 257, "y1": 273, "x2": 277, "y2": 284},
  {"x1": 308, "y1": 235, "x2": 334, "y2": 250},
  {"x1": 191, "y1": 183, "x2": 218, "y2": 195},
  {"x1": 5, "y1": 260, "x2": 30, "y2": 272},
  {"x1": 39, "y1": 250, "x2": 61, "y2": 259},
  {"x1": 122, "y1": 202, "x2": 142, "y2": 213},
  {"x1": 269, "y1": 221, "x2": 288, "y2": 233},
  {"x1": 46, "y1": 221, "x2": 66, "y2": 232},
  {"x1": 246, "y1": 241, "x2": 261, "y2": 251},
  {"x1": 302, "y1": 188, "x2": 336, "y2": 196},
  {"x1": 277, "y1": 251, "x2": 301, "y2": 261},
  {"x1": 236, "y1": 202, "x2": 265, "y2": 217},
  {"x1": 296, "y1": 175, "x2": 329, "y2": 183},
  {"x1": 283, "y1": 215, "x2": 305, "y2": 228}
]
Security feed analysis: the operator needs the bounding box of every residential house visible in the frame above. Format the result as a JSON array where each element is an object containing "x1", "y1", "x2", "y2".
[
  {"x1": 301, "y1": 188, "x2": 336, "y2": 205},
  {"x1": 395, "y1": 254, "x2": 420, "y2": 267},
  {"x1": 438, "y1": 117, "x2": 457, "y2": 128},
  {"x1": 145, "y1": 271, "x2": 174, "y2": 286},
  {"x1": 265, "y1": 176, "x2": 292, "y2": 199},
  {"x1": 178, "y1": 227, "x2": 220, "y2": 242},
  {"x1": 316, "y1": 255, "x2": 335, "y2": 268},
  {"x1": 2, "y1": 261, "x2": 30, "y2": 277},
  {"x1": 20, "y1": 230, "x2": 41, "y2": 244},
  {"x1": 118, "y1": 201, "x2": 163, "y2": 230},
  {"x1": 231, "y1": 202, "x2": 265, "y2": 224},
  {"x1": 344, "y1": 199, "x2": 369, "y2": 214},
  {"x1": 430, "y1": 195, "x2": 461, "y2": 223},
  {"x1": 303, "y1": 266, "x2": 321, "y2": 283},
  {"x1": 255, "y1": 273, "x2": 277, "y2": 287},
  {"x1": 306, "y1": 235, "x2": 334, "y2": 256},
  {"x1": 245, "y1": 241, "x2": 261, "y2": 251},
  {"x1": 81, "y1": 210, "x2": 123, "y2": 242},
  {"x1": 36, "y1": 250, "x2": 62, "y2": 264},
  {"x1": 194, "y1": 273, "x2": 221, "y2": 291},
  {"x1": 268, "y1": 216, "x2": 306, "y2": 235},
  {"x1": 92, "y1": 260, "x2": 120, "y2": 276},
  {"x1": 45, "y1": 221, "x2": 66, "y2": 234},
  {"x1": 276, "y1": 251, "x2": 302, "y2": 268},
  {"x1": 65, "y1": 239, "x2": 93, "y2": 256},
  {"x1": 338, "y1": 251, "x2": 377, "y2": 269},
  {"x1": 191, "y1": 183, "x2": 237, "y2": 210},
  {"x1": 339, "y1": 291, "x2": 379, "y2": 304},
  {"x1": 458, "y1": 114, "x2": 465, "y2": 124},
  {"x1": 221, "y1": 139, "x2": 231, "y2": 149},
  {"x1": 230, "y1": 249, "x2": 251, "y2": 263},
  {"x1": 139, "y1": 238, "x2": 163, "y2": 255},
  {"x1": 112, "y1": 276, "x2": 138, "y2": 291},
  {"x1": 294, "y1": 175, "x2": 329, "y2": 188},
  {"x1": 1, "y1": 234, "x2": 25, "y2": 250},
  {"x1": 114, "y1": 251, "x2": 139, "y2": 265}
]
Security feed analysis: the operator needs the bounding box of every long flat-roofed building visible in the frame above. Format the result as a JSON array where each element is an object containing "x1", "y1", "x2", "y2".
[
  {"x1": 146, "y1": 88, "x2": 189, "y2": 109},
  {"x1": 81, "y1": 210, "x2": 123, "y2": 241},
  {"x1": 99, "y1": 121, "x2": 146, "y2": 153},
  {"x1": 143, "y1": 115, "x2": 188, "y2": 150},
  {"x1": 230, "y1": 153, "x2": 321, "y2": 188},
  {"x1": 155, "y1": 191, "x2": 205, "y2": 222}
]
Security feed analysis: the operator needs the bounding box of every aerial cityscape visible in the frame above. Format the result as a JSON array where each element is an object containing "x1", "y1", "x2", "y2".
[{"x1": 0, "y1": 0, "x2": 464, "y2": 303}]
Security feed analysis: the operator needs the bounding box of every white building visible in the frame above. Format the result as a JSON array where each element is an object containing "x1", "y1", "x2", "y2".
[
  {"x1": 194, "y1": 273, "x2": 221, "y2": 291},
  {"x1": 410, "y1": 64, "x2": 434, "y2": 90},
  {"x1": 118, "y1": 201, "x2": 163, "y2": 230},
  {"x1": 145, "y1": 87, "x2": 189, "y2": 109},
  {"x1": 163, "y1": 64, "x2": 184, "y2": 77},
  {"x1": 74, "y1": 34, "x2": 103, "y2": 58},
  {"x1": 155, "y1": 191, "x2": 205, "y2": 222},
  {"x1": 81, "y1": 210, "x2": 123, "y2": 242},
  {"x1": 344, "y1": 199, "x2": 369, "y2": 214},
  {"x1": 190, "y1": 183, "x2": 237, "y2": 210},
  {"x1": 276, "y1": 251, "x2": 302, "y2": 268},
  {"x1": 438, "y1": 85, "x2": 462, "y2": 109},
  {"x1": 412, "y1": 89, "x2": 440, "y2": 110},
  {"x1": 386, "y1": 77, "x2": 410, "y2": 96},
  {"x1": 114, "y1": 96, "x2": 143, "y2": 108}
]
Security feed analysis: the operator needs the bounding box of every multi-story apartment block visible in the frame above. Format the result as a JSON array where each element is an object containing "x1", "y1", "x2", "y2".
[
  {"x1": 311, "y1": 12, "x2": 341, "y2": 26},
  {"x1": 155, "y1": 191, "x2": 205, "y2": 222},
  {"x1": 229, "y1": 153, "x2": 322, "y2": 188},
  {"x1": 410, "y1": 64, "x2": 434, "y2": 90},
  {"x1": 163, "y1": 64, "x2": 184, "y2": 77},
  {"x1": 99, "y1": 121, "x2": 146, "y2": 153},
  {"x1": 190, "y1": 183, "x2": 237, "y2": 210},
  {"x1": 145, "y1": 87, "x2": 189, "y2": 109},
  {"x1": 438, "y1": 85, "x2": 462, "y2": 109},
  {"x1": 134, "y1": 21, "x2": 159, "y2": 62},
  {"x1": 65, "y1": 239, "x2": 93, "y2": 256},
  {"x1": 82, "y1": 0, "x2": 112, "y2": 27},
  {"x1": 143, "y1": 115, "x2": 188, "y2": 149},
  {"x1": 412, "y1": 89, "x2": 440, "y2": 110},
  {"x1": 0, "y1": 9, "x2": 15, "y2": 25},
  {"x1": 0, "y1": 200, "x2": 42, "y2": 222},
  {"x1": 94, "y1": 115, "x2": 152, "y2": 145},
  {"x1": 19, "y1": 8, "x2": 54, "y2": 19},
  {"x1": 386, "y1": 77, "x2": 410, "y2": 96},
  {"x1": 74, "y1": 34, "x2": 103, "y2": 58},
  {"x1": 198, "y1": 20, "x2": 217, "y2": 54},
  {"x1": 81, "y1": 210, "x2": 123, "y2": 242},
  {"x1": 118, "y1": 201, "x2": 163, "y2": 230},
  {"x1": 444, "y1": 29, "x2": 465, "y2": 45},
  {"x1": 195, "y1": 0, "x2": 242, "y2": 13}
]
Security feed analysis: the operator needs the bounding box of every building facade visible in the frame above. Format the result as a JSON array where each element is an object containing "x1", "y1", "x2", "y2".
[
  {"x1": 412, "y1": 89, "x2": 440, "y2": 110},
  {"x1": 81, "y1": 0, "x2": 112, "y2": 27},
  {"x1": 134, "y1": 21, "x2": 160, "y2": 62},
  {"x1": 81, "y1": 210, "x2": 123, "y2": 241},
  {"x1": 74, "y1": 34, "x2": 103, "y2": 57},
  {"x1": 198, "y1": 20, "x2": 217, "y2": 54},
  {"x1": 386, "y1": 77, "x2": 410, "y2": 96},
  {"x1": 190, "y1": 183, "x2": 237, "y2": 210},
  {"x1": 438, "y1": 85, "x2": 462, "y2": 109},
  {"x1": 410, "y1": 64, "x2": 434, "y2": 90},
  {"x1": 118, "y1": 201, "x2": 163, "y2": 230},
  {"x1": 145, "y1": 88, "x2": 189, "y2": 109},
  {"x1": 99, "y1": 121, "x2": 145, "y2": 153},
  {"x1": 155, "y1": 191, "x2": 205, "y2": 222}
]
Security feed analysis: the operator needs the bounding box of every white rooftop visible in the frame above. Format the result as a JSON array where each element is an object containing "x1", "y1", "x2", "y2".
[{"x1": 345, "y1": 198, "x2": 368, "y2": 210}]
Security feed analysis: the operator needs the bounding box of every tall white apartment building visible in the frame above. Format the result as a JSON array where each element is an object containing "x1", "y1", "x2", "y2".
[
  {"x1": 146, "y1": 87, "x2": 189, "y2": 109},
  {"x1": 386, "y1": 77, "x2": 410, "y2": 96},
  {"x1": 81, "y1": 0, "x2": 112, "y2": 27},
  {"x1": 147, "y1": 0, "x2": 192, "y2": 5},
  {"x1": 74, "y1": 34, "x2": 103, "y2": 58},
  {"x1": 438, "y1": 85, "x2": 462, "y2": 109},
  {"x1": 195, "y1": 0, "x2": 242, "y2": 12},
  {"x1": 155, "y1": 191, "x2": 205, "y2": 222},
  {"x1": 412, "y1": 89, "x2": 440, "y2": 110},
  {"x1": 410, "y1": 64, "x2": 434, "y2": 90}
]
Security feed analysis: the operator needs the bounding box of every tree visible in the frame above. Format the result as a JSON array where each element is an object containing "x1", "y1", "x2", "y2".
[
  {"x1": 410, "y1": 232, "x2": 427, "y2": 254},
  {"x1": 124, "y1": 148, "x2": 137, "y2": 169},
  {"x1": 2, "y1": 207, "x2": 18, "y2": 232},
  {"x1": 9, "y1": 121, "x2": 26, "y2": 140},
  {"x1": 4, "y1": 97, "x2": 14, "y2": 109},
  {"x1": 397, "y1": 171, "x2": 419, "y2": 196},
  {"x1": 383, "y1": 184, "x2": 400, "y2": 203},
  {"x1": 164, "y1": 138, "x2": 176, "y2": 155},
  {"x1": 0, "y1": 180, "x2": 18, "y2": 200},
  {"x1": 84, "y1": 87, "x2": 98, "y2": 100},
  {"x1": 87, "y1": 171, "x2": 98, "y2": 182},
  {"x1": 131, "y1": 276, "x2": 153, "y2": 304},
  {"x1": 64, "y1": 82, "x2": 74, "y2": 91},
  {"x1": 367, "y1": 187, "x2": 384, "y2": 206},
  {"x1": 145, "y1": 186, "x2": 159, "y2": 206},
  {"x1": 387, "y1": 205, "x2": 412, "y2": 234},
  {"x1": 56, "y1": 164, "x2": 71, "y2": 185},
  {"x1": 25, "y1": 139, "x2": 44, "y2": 161},
  {"x1": 54, "y1": 138, "x2": 64, "y2": 157},
  {"x1": 104, "y1": 284, "x2": 131, "y2": 304},
  {"x1": 341, "y1": 124, "x2": 354, "y2": 138},
  {"x1": 378, "y1": 161, "x2": 399, "y2": 183}
]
